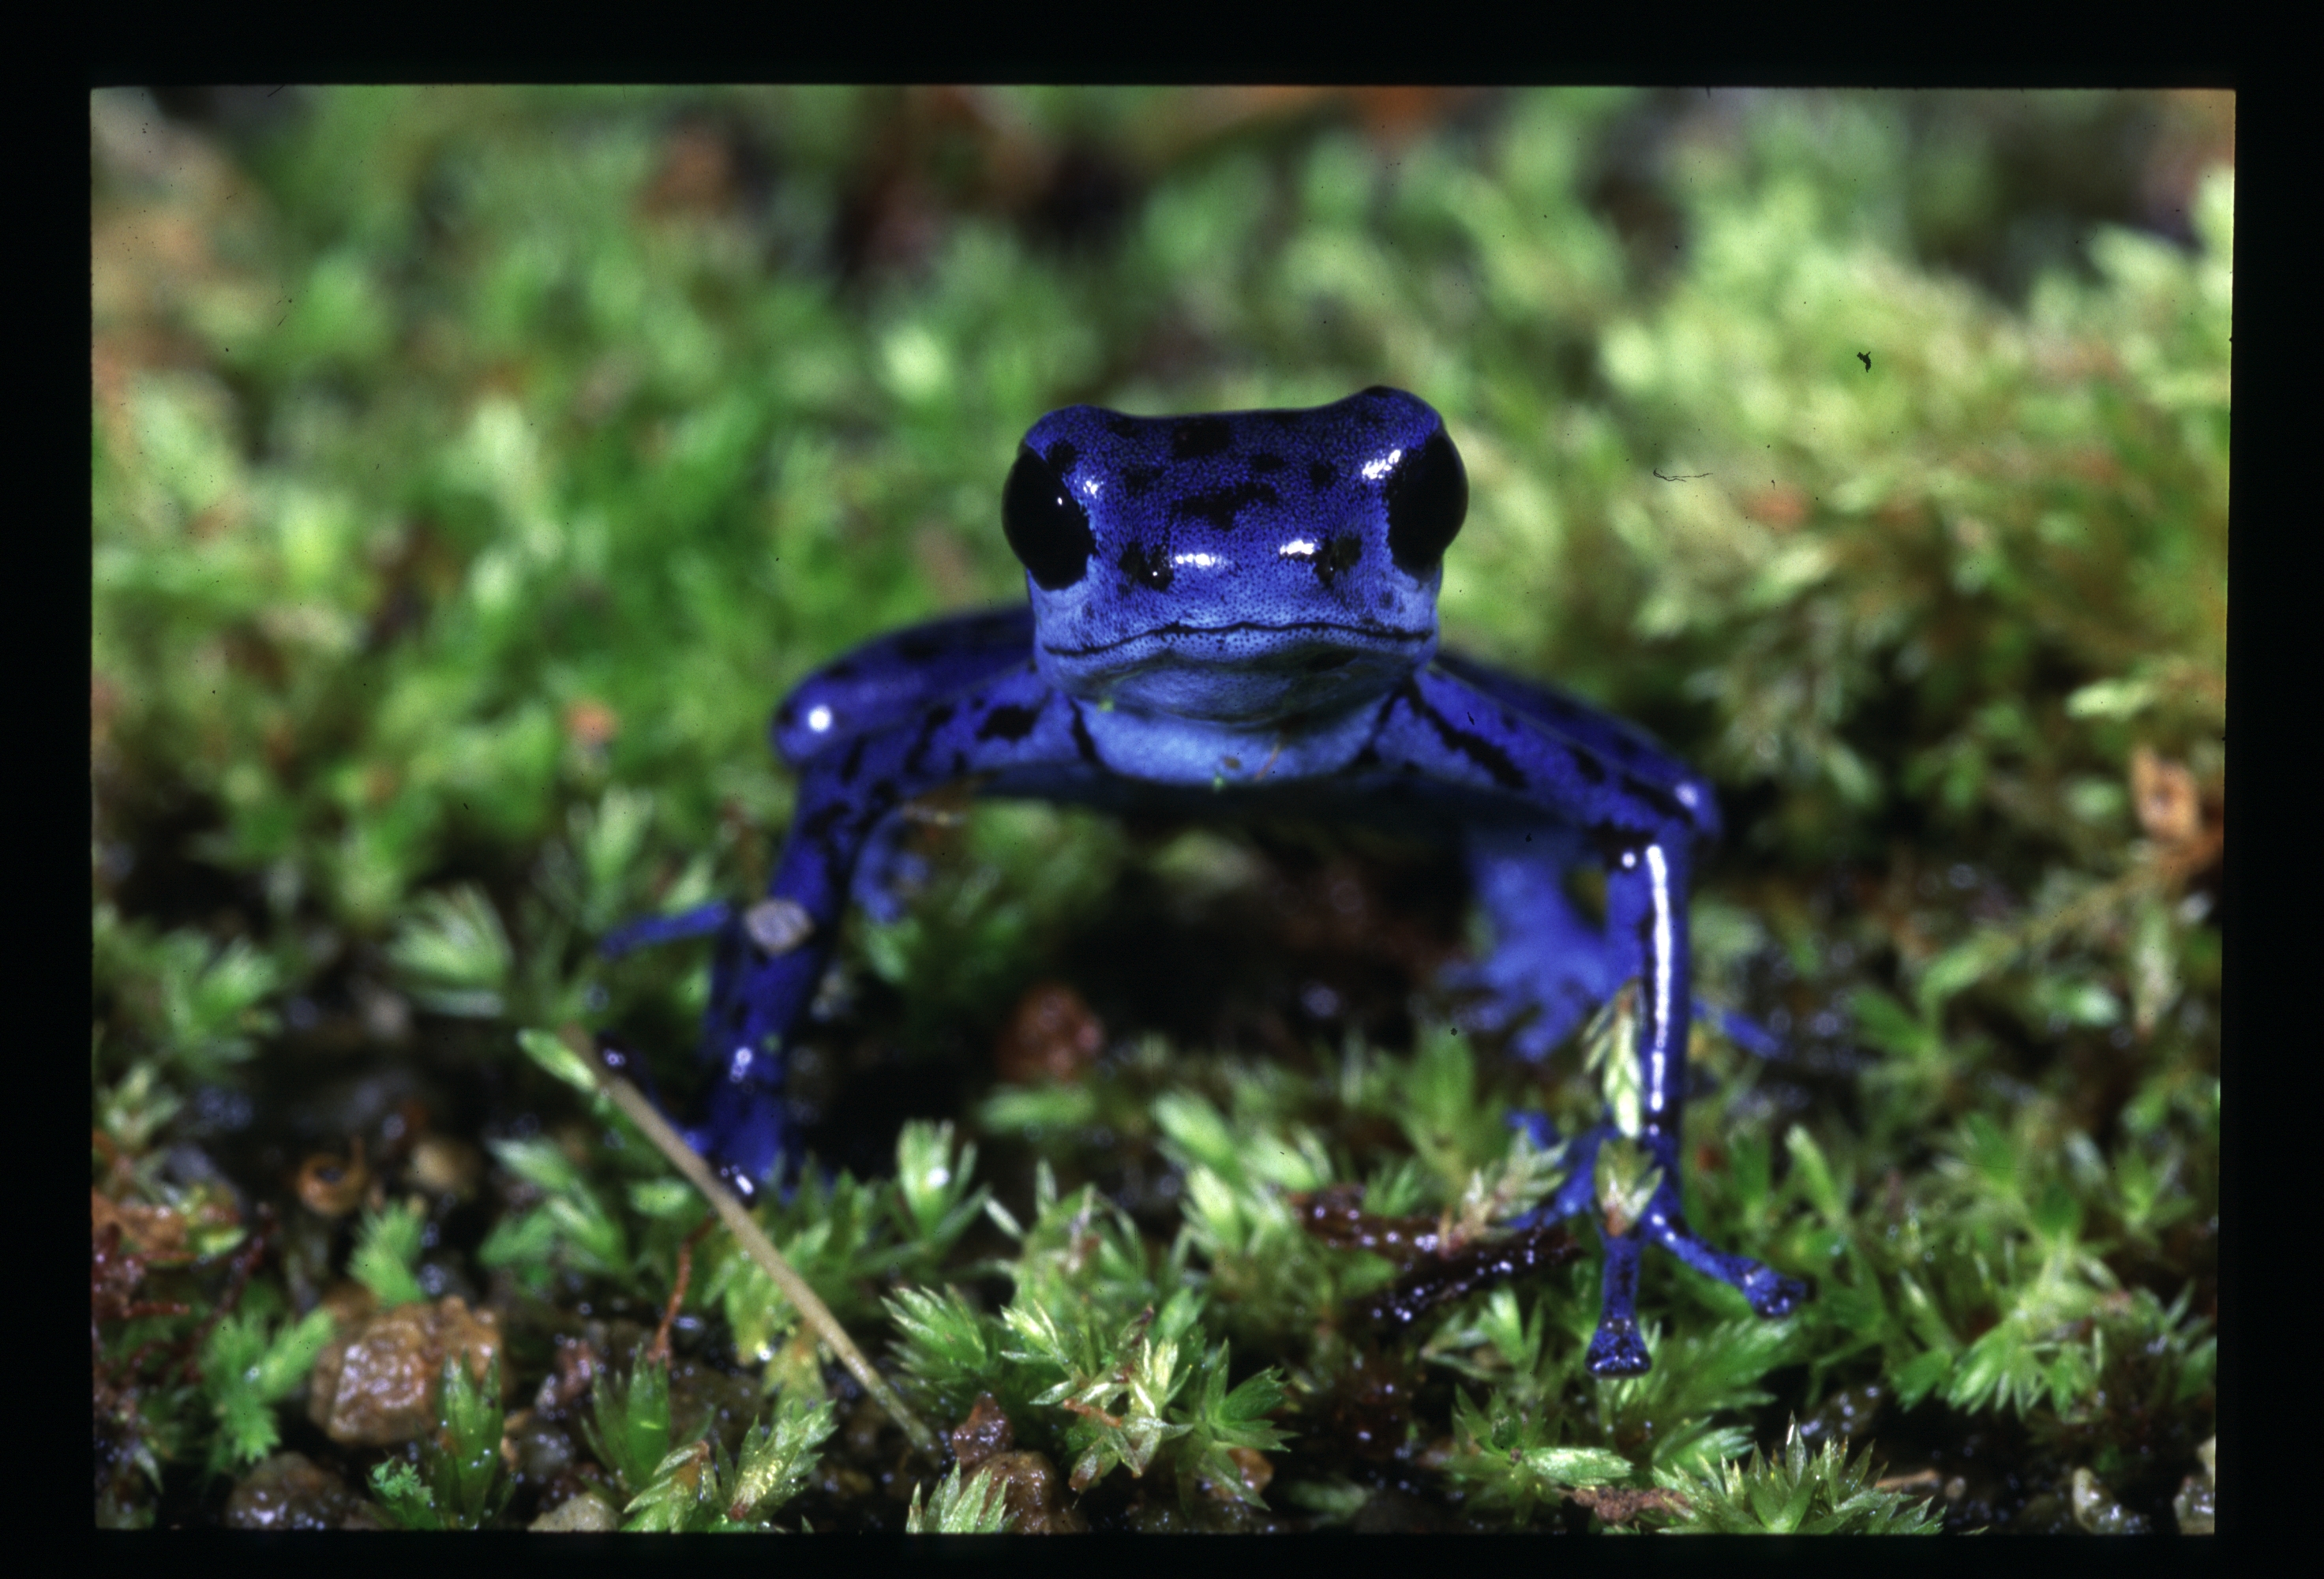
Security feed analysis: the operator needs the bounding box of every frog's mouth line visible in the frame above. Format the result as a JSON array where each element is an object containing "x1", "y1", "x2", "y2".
[{"x1": 1042, "y1": 619, "x2": 1433, "y2": 659}]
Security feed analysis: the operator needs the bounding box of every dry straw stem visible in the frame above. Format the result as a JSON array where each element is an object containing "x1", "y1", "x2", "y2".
[{"x1": 570, "y1": 1032, "x2": 944, "y2": 1463}]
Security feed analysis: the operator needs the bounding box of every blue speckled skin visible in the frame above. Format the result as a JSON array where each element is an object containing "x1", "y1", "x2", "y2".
[{"x1": 605, "y1": 388, "x2": 1805, "y2": 1375}]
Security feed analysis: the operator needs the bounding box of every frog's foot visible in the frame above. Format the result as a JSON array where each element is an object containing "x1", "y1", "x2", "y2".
[
  {"x1": 1517, "y1": 1118, "x2": 1809, "y2": 1377},
  {"x1": 1442, "y1": 895, "x2": 1619, "y2": 1063},
  {"x1": 849, "y1": 808, "x2": 928, "y2": 926},
  {"x1": 689, "y1": 1070, "x2": 793, "y2": 1201},
  {"x1": 1454, "y1": 824, "x2": 1627, "y2": 1061},
  {"x1": 1584, "y1": 1229, "x2": 1651, "y2": 1375},
  {"x1": 1445, "y1": 952, "x2": 1606, "y2": 1061},
  {"x1": 590, "y1": 1040, "x2": 782, "y2": 1202}
]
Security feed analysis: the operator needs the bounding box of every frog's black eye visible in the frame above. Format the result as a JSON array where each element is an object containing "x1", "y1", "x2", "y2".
[
  {"x1": 1002, "y1": 445, "x2": 1096, "y2": 590},
  {"x1": 1381, "y1": 425, "x2": 1467, "y2": 576}
]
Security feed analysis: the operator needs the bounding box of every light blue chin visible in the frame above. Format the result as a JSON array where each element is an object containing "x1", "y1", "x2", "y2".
[{"x1": 1048, "y1": 636, "x2": 1435, "y2": 726}]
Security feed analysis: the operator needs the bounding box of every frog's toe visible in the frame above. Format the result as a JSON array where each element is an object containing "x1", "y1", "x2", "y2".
[
  {"x1": 849, "y1": 816, "x2": 929, "y2": 925},
  {"x1": 1505, "y1": 1009, "x2": 1579, "y2": 1064},
  {"x1": 1584, "y1": 1229, "x2": 1653, "y2": 1377},
  {"x1": 1742, "y1": 1266, "x2": 1810, "y2": 1319},
  {"x1": 1640, "y1": 1201, "x2": 1810, "y2": 1322},
  {"x1": 1586, "y1": 1318, "x2": 1653, "y2": 1377},
  {"x1": 1698, "y1": 999, "x2": 1786, "y2": 1061}
]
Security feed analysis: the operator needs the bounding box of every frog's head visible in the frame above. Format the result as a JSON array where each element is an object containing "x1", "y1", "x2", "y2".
[{"x1": 1002, "y1": 386, "x2": 1466, "y2": 726}]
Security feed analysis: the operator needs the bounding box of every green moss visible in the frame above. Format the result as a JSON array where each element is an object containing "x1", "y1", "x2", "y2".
[
  {"x1": 369, "y1": 1358, "x2": 511, "y2": 1530},
  {"x1": 1655, "y1": 1422, "x2": 1945, "y2": 1534}
]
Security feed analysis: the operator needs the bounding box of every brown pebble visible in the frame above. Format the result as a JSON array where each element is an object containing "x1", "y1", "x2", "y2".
[
  {"x1": 306, "y1": 1295, "x2": 503, "y2": 1446},
  {"x1": 406, "y1": 1135, "x2": 482, "y2": 1200},
  {"x1": 530, "y1": 1491, "x2": 621, "y2": 1532},
  {"x1": 223, "y1": 1452, "x2": 365, "y2": 1530},
  {"x1": 976, "y1": 1450, "x2": 1086, "y2": 1534},
  {"x1": 317, "y1": 1278, "x2": 379, "y2": 1333},
  {"x1": 995, "y1": 983, "x2": 1104, "y2": 1084}
]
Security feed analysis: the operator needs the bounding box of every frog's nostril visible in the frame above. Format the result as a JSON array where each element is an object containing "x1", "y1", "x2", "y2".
[
  {"x1": 1312, "y1": 533, "x2": 1363, "y2": 589},
  {"x1": 1118, "y1": 541, "x2": 1174, "y2": 592}
]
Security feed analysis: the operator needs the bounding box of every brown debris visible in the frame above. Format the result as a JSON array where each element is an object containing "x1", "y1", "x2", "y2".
[
  {"x1": 1568, "y1": 1483, "x2": 1690, "y2": 1525},
  {"x1": 563, "y1": 698, "x2": 620, "y2": 752},
  {"x1": 643, "y1": 1213, "x2": 717, "y2": 1370},
  {"x1": 1293, "y1": 1181, "x2": 1580, "y2": 1330},
  {"x1": 1743, "y1": 482, "x2": 1812, "y2": 530},
  {"x1": 995, "y1": 982, "x2": 1105, "y2": 1084},
  {"x1": 2131, "y1": 746, "x2": 2202, "y2": 846},
  {"x1": 1198, "y1": 1446, "x2": 1274, "y2": 1502},
  {"x1": 407, "y1": 1135, "x2": 484, "y2": 1200},
  {"x1": 1357, "y1": 1218, "x2": 1589, "y2": 1330},
  {"x1": 532, "y1": 1334, "x2": 603, "y2": 1420},
  {"x1": 306, "y1": 1295, "x2": 503, "y2": 1445},
  {"x1": 949, "y1": 1391, "x2": 1014, "y2": 1472},
  {"x1": 294, "y1": 1138, "x2": 369, "y2": 1218},
  {"x1": 1317, "y1": 1346, "x2": 1420, "y2": 1461},
  {"x1": 90, "y1": 1187, "x2": 199, "y2": 1263},
  {"x1": 974, "y1": 1451, "x2": 1087, "y2": 1534},
  {"x1": 2130, "y1": 745, "x2": 2223, "y2": 884},
  {"x1": 639, "y1": 127, "x2": 740, "y2": 219},
  {"x1": 91, "y1": 1219, "x2": 175, "y2": 1331}
]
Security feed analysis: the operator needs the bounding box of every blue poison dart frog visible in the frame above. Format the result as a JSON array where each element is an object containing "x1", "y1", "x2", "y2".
[{"x1": 603, "y1": 387, "x2": 1806, "y2": 1375}]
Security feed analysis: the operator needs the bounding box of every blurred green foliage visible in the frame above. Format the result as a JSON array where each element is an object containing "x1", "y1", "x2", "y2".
[{"x1": 91, "y1": 87, "x2": 2224, "y2": 1532}]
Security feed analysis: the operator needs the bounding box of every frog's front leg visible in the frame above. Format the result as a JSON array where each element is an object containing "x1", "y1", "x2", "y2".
[
  {"x1": 771, "y1": 606, "x2": 1035, "y2": 768},
  {"x1": 1365, "y1": 668, "x2": 1807, "y2": 1375},
  {"x1": 694, "y1": 662, "x2": 1085, "y2": 1192}
]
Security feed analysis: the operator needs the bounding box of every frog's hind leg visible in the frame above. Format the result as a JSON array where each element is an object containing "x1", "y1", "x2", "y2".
[
  {"x1": 1452, "y1": 823, "x2": 1785, "y2": 1067},
  {"x1": 1448, "y1": 820, "x2": 1628, "y2": 1062}
]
